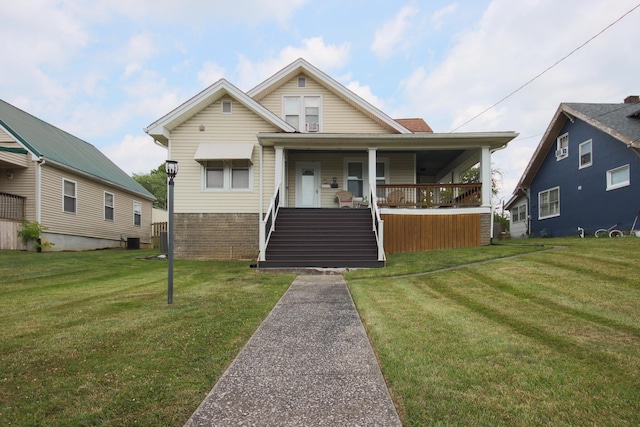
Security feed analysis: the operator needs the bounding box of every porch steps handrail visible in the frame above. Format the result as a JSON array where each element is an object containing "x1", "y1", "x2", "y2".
[
  {"x1": 369, "y1": 185, "x2": 385, "y2": 262},
  {"x1": 0, "y1": 191, "x2": 26, "y2": 221},
  {"x1": 259, "y1": 186, "x2": 281, "y2": 261}
]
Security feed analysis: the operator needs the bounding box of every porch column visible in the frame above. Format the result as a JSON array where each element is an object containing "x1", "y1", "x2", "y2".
[
  {"x1": 368, "y1": 148, "x2": 377, "y2": 201},
  {"x1": 274, "y1": 146, "x2": 284, "y2": 198},
  {"x1": 481, "y1": 146, "x2": 492, "y2": 207}
]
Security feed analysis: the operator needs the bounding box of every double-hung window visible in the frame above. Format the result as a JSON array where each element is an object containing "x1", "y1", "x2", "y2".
[
  {"x1": 347, "y1": 162, "x2": 363, "y2": 197},
  {"x1": 539, "y1": 187, "x2": 559, "y2": 219},
  {"x1": 133, "y1": 201, "x2": 142, "y2": 226},
  {"x1": 556, "y1": 133, "x2": 568, "y2": 160},
  {"x1": 284, "y1": 95, "x2": 321, "y2": 132},
  {"x1": 511, "y1": 204, "x2": 527, "y2": 223},
  {"x1": 606, "y1": 165, "x2": 630, "y2": 191},
  {"x1": 579, "y1": 140, "x2": 592, "y2": 169},
  {"x1": 104, "y1": 192, "x2": 114, "y2": 221},
  {"x1": 63, "y1": 179, "x2": 77, "y2": 213},
  {"x1": 205, "y1": 160, "x2": 251, "y2": 191}
]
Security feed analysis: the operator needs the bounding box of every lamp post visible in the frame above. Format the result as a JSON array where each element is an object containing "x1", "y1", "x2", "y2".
[{"x1": 165, "y1": 160, "x2": 178, "y2": 304}]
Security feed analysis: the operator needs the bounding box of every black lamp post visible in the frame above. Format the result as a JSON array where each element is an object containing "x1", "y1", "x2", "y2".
[{"x1": 165, "y1": 160, "x2": 178, "y2": 304}]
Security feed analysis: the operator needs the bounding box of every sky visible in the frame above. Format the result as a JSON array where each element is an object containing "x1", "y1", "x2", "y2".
[{"x1": 1, "y1": 0, "x2": 639, "y2": 206}]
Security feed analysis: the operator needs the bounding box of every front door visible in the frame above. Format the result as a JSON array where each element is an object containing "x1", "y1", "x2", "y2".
[{"x1": 296, "y1": 162, "x2": 320, "y2": 207}]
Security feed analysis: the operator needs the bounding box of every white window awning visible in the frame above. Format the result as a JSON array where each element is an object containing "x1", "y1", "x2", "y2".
[{"x1": 194, "y1": 143, "x2": 255, "y2": 162}]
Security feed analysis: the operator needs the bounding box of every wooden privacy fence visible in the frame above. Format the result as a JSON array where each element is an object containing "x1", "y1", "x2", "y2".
[
  {"x1": 381, "y1": 213, "x2": 482, "y2": 253},
  {"x1": 151, "y1": 222, "x2": 167, "y2": 249}
]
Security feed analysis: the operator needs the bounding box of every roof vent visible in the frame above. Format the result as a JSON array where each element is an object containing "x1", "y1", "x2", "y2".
[{"x1": 624, "y1": 95, "x2": 639, "y2": 104}]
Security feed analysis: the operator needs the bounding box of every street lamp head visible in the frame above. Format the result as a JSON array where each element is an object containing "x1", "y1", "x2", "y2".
[{"x1": 165, "y1": 160, "x2": 178, "y2": 179}]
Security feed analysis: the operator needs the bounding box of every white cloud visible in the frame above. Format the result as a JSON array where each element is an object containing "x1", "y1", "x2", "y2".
[
  {"x1": 197, "y1": 62, "x2": 226, "y2": 87},
  {"x1": 94, "y1": 0, "x2": 308, "y2": 26},
  {"x1": 346, "y1": 81, "x2": 385, "y2": 110},
  {"x1": 371, "y1": 3, "x2": 420, "y2": 60},
  {"x1": 397, "y1": 0, "x2": 640, "y2": 202},
  {"x1": 102, "y1": 134, "x2": 167, "y2": 175},
  {"x1": 431, "y1": 3, "x2": 458, "y2": 26},
  {"x1": 236, "y1": 37, "x2": 350, "y2": 90}
]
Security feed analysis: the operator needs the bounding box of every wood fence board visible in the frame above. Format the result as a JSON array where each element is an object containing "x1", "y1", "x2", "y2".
[{"x1": 381, "y1": 213, "x2": 482, "y2": 254}]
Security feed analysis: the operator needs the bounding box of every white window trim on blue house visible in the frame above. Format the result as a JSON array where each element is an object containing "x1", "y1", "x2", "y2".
[
  {"x1": 606, "y1": 164, "x2": 630, "y2": 191},
  {"x1": 539, "y1": 186, "x2": 560, "y2": 220},
  {"x1": 579, "y1": 139, "x2": 592, "y2": 169},
  {"x1": 556, "y1": 133, "x2": 569, "y2": 160}
]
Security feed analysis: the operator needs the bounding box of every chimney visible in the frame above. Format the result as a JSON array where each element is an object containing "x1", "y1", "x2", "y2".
[{"x1": 624, "y1": 95, "x2": 639, "y2": 104}]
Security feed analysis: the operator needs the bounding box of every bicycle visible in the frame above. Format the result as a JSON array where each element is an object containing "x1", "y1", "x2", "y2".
[{"x1": 594, "y1": 224, "x2": 623, "y2": 238}]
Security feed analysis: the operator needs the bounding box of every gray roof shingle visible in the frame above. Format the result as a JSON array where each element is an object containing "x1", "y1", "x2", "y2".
[{"x1": 565, "y1": 102, "x2": 640, "y2": 144}]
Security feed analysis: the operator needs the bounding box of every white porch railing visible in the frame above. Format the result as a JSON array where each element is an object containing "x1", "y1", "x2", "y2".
[
  {"x1": 259, "y1": 185, "x2": 281, "y2": 261},
  {"x1": 369, "y1": 185, "x2": 385, "y2": 262}
]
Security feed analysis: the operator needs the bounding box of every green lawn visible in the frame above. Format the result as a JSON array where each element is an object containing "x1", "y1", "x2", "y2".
[
  {"x1": 0, "y1": 249, "x2": 294, "y2": 426},
  {"x1": 347, "y1": 238, "x2": 640, "y2": 426},
  {"x1": 3, "y1": 239, "x2": 639, "y2": 426}
]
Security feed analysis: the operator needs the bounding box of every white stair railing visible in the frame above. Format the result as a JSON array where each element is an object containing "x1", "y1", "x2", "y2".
[
  {"x1": 369, "y1": 185, "x2": 385, "y2": 262},
  {"x1": 259, "y1": 186, "x2": 281, "y2": 261}
]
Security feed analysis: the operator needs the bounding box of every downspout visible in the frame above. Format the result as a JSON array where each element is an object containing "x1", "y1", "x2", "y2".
[{"x1": 36, "y1": 157, "x2": 46, "y2": 223}]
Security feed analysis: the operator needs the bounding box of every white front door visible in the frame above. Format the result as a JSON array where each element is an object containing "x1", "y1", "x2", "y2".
[{"x1": 296, "y1": 162, "x2": 320, "y2": 207}]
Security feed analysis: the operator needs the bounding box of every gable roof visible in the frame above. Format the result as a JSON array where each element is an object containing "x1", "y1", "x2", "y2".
[
  {"x1": 0, "y1": 99, "x2": 154, "y2": 200},
  {"x1": 144, "y1": 79, "x2": 296, "y2": 146},
  {"x1": 514, "y1": 101, "x2": 640, "y2": 190},
  {"x1": 247, "y1": 58, "x2": 411, "y2": 134}
]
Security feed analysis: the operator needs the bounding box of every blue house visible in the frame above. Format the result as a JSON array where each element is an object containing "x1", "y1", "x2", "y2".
[{"x1": 506, "y1": 95, "x2": 640, "y2": 238}]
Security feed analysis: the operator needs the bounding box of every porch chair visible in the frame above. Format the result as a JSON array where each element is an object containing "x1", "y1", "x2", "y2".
[
  {"x1": 386, "y1": 189, "x2": 405, "y2": 207},
  {"x1": 335, "y1": 190, "x2": 354, "y2": 208}
]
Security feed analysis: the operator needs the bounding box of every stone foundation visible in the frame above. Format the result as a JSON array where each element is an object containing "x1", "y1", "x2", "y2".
[
  {"x1": 174, "y1": 213, "x2": 259, "y2": 260},
  {"x1": 480, "y1": 212, "x2": 491, "y2": 245}
]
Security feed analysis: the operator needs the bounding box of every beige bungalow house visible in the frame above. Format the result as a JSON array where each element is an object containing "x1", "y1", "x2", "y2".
[
  {"x1": 0, "y1": 100, "x2": 154, "y2": 251},
  {"x1": 145, "y1": 58, "x2": 517, "y2": 267}
]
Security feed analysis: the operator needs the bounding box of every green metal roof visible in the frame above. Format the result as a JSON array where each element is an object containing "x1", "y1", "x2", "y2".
[{"x1": 0, "y1": 99, "x2": 154, "y2": 200}]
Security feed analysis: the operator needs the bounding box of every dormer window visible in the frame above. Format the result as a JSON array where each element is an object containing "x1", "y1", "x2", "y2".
[{"x1": 284, "y1": 95, "x2": 321, "y2": 132}]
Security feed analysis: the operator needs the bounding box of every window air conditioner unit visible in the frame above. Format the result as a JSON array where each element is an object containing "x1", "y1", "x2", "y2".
[
  {"x1": 306, "y1": 122, "x2": 319, "y2": 132},
  {"x1": 555, "y1": 147, "x2": 568, "y2": 157}
]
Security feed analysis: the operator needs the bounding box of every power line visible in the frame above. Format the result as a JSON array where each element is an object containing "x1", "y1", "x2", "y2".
[{"x1": 450, "y1": 2, "x2": 640, "y2": 132}]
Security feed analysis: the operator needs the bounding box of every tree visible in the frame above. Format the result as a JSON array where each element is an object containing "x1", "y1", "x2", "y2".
[
  {"x1": 133, "y1": 163, "x2": 167, "y2": 208},
  {"x1": 459, "y1": 165, "x2": 503, "y2": 196}
]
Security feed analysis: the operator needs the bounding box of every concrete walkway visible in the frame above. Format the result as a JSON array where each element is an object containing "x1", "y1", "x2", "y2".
[{"x1": 184, "y1": 274, "x2": 402, "y2": 426}]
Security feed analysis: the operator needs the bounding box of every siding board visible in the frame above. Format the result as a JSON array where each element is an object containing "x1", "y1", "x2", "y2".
[
  {"x1": 257, "y1": 74, "x2": 391, "y2": 134},
  {"x1": 170, "y1": 97, "x2": 279, "y2": 214},
  {"x1": 40, "y1": 165, "x2": 152, "y2": 243}
]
